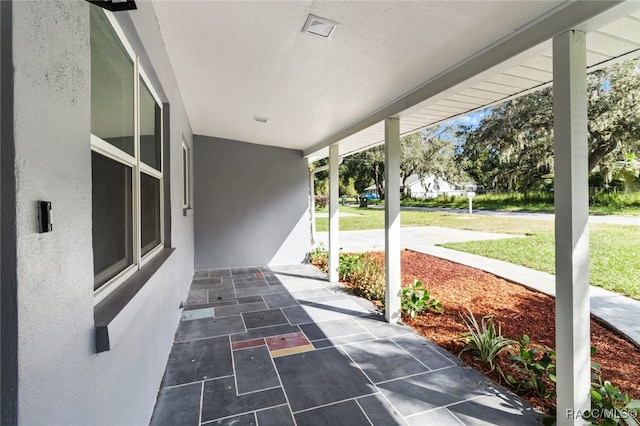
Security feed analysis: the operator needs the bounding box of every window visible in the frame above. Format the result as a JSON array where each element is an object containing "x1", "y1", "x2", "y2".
[
  {"x1": 182, "y1": 142, "x2": 191, "y2": 209},
  {"x1": 91, "y1": 7, "x2": 164, "y2": 303}
]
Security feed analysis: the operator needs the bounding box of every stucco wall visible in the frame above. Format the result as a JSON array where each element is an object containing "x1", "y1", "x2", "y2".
[
  {"x1": 11, "y1": 2, "x2": 194, "y2": 425},
  {"x1": 194, "y1": 136, "x2": 311, "y2": 269}
]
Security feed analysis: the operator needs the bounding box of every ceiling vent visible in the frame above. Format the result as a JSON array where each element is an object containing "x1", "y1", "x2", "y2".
[
  {"x1": 302, "y1": 14, "x2": 339, "y2": 39},
  {"x1": 253, "y1": 116, "x2": 269, "y2": 123}
]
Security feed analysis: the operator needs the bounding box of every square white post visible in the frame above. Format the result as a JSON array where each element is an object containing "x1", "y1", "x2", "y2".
[
  {"x1": 385, "y1": 118, "x2": 401, "y2": 323},
  {"x1": 328, "y1": 144, "x2": 340, "y2": 283},
  {"x1": 553, "y1": 30, "x2": 590, "y2": 425},
  {"x1": 309, "y1": 171, "x2": 316, "y2": 244}
]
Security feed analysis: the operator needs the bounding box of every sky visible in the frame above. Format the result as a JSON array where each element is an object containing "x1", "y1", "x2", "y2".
[
  {"x1": 449, "y1": 109, "x2": 488, "y2": 130},
  {"x1": 422, "y1": 109, "x2": 489, "y2": 143}
]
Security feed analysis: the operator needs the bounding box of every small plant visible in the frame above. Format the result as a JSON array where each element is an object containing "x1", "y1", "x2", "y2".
[
  {"x1": 401, "y1": 280, "x2": 444, "y2": 318},
  {"x1": 586, "y1": 348, "x2": 640, "y2": 426},
  {"x1": 338, "y1": 253, "x2": 364, "y2": 282},
  {"x1": 459, "y1": 309, "x2": 514, "y2": 373},
  {"x1": 308, "y1": 243, "x2": 328, "y2": 273},
  {"x1": 506, "y1": 334, "x2": 556, "y2": 400}
]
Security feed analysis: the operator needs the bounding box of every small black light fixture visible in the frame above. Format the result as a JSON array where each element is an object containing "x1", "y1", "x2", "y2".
[
  {"x1": 38, "y1": 201, "x2": 53, "y2": 233},
  {"x1": 86, "y1": 0, "x2": 137, "y2": 12}
]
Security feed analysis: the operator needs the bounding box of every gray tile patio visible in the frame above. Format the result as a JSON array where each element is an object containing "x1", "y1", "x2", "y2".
[{"x1": 150, "y1": 264, "x2": 544, "y2": 425}]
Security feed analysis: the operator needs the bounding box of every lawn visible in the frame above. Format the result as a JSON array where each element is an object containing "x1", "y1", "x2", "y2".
[
  {"x1": 443, "y1": 225, "x2": 640, "y2": 300},
  {"x1": 315, "y1": 206, "x2": 552, "y2": 234},
  {"x1": 401, "y1": 191, "x2": 640, "y2": 215},
  {"x1": 316, "y1": 207, "x2": 640, "y2": 300}
]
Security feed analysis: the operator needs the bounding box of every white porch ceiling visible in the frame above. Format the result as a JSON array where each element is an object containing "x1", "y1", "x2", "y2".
[{"x1": 151, "y1": 1, "x2": 640, "y2": 159}]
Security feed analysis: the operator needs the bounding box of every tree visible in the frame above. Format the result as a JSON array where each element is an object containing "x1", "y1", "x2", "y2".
[
  {"x1": 587, "y1": 59, "x2": 640, "y2": 172},
  {"x1": 400, "y1": 132, "x2": 426, "y2": 192},
  {"x1": 418, "y1": 127, "x2": 471, "y2": 189},
  {"x1": 399, "y1": 127, "x2": 469, "y2": 193},
  {"x1": 456, "y1": 56, "x2": 640, "y2": 191},
  {"x1": 614, "y1": 153, "x2": 640, "y2": 193},
  {"x1": 310, "y1": 158, "x2": 328, "y2": 195},
  {"x1": 341, "y1": 146, "x2": 385, "y2": 198},
  {"x1": 456, "y1": 88, "x2": 554, "y2": 191},
  {"x1": 335, "y1": 128, "x2": 472, "y2": 199}
]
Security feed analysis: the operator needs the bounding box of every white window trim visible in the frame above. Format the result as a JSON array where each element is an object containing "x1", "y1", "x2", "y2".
[{"x1": 92, "y1": 9, "x2": 164, "y2": 306}]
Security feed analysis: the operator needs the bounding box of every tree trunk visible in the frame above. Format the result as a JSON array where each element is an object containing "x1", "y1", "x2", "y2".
[
  {"x1": 588, "y1": 139, "x2": 619, "y2": 173},
  {"x1": 401, "y1": 175, "x2": 410, "y2": 197}
]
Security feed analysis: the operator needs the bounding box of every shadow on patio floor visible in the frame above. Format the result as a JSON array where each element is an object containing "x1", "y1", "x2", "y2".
[{"x1": 150, "y1": 264, "x2": 544, "y2": 425}]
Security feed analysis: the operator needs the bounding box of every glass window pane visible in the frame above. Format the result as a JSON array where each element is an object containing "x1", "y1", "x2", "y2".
[
  {"x1": 140, "y1": 79, "x2": 162, "y2": 171},
  {"x1": 140, "y1": 172, "x2": 161, "y2": 256},
  {"x1": 90, "y1": 7, "x2": 135, "y2": 156},
  {"x1": 92, "y1": 152, "x2": 133, "y2": 290}
]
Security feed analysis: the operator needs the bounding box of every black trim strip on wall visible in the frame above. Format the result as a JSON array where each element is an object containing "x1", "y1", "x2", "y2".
[{"x1": 1, "y1": 1, "x2": 19, "y2": 424}]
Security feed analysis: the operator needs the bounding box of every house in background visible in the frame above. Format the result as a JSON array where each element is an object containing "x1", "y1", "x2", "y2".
[
  {"x1": 363, "y1": 174, "x2": 463, "y2": 199},
  {"x1": 2, "y1": 1, "x2": 640, "y2": 425},
  {"x1": 364, "y1": 174, "x2": 479, "y2": 199},
  {"x1": 402, "y1": 174, "x2": 463, "y2": 199}
]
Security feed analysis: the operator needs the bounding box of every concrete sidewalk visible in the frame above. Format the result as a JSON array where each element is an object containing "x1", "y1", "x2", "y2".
[
  {"x1": 318, "y1": 227, "x2": 640, "y2": 348},
  {"x1": 316, "y1": 226, "x2": 522, "y2": 253}
]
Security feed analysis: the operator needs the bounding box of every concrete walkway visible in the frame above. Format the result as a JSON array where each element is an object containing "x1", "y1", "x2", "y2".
[
  {"x1": 317, "y1": 227, "x2": 640, "y2": 348},
  {"x1": 316, "y1": 226, "x2": 522, "y2": 253}
]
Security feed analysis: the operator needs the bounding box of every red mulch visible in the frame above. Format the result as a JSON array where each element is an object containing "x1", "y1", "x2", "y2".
[{"x1": 362, "y1": 250, "x2": 640, "y2": 413}]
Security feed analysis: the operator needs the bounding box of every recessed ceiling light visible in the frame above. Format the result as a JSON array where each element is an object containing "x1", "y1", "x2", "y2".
[
  {"x1": 253, "y1": 116, "x2": 269, "y2": 123},
  {"x1": 302, "y1": 14, "x2": 339, "y2": 39}
]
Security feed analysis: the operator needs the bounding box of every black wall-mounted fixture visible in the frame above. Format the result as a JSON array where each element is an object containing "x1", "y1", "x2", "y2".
[
  {"x1": 86, "y1": 0, "x2": 137, "y2": 12},
  {"x1": 38, "y1": 201, "x2": 53, "y2": 233}
]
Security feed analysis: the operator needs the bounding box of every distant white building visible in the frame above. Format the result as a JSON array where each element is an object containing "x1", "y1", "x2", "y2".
[
  {"x1": 363, "y1": 174, "x2": 476, "y2": 199},
  {"x1": 402, "y1": 174, "x2": 462, "y2": 198}
]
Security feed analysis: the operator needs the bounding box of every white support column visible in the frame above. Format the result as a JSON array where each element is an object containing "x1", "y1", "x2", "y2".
[
  {"x1": 328, "y1": 144, "x2": 340, "y2": 283},
  {"x1": 309, "y1": 170, "x2": 316, "y2": 245},
  {"x1": 384, "y1": 118, "x2": 401, "y2": 323},
  {"x1": 553, "y1": 30, "x2": 590, "y2": 425}
]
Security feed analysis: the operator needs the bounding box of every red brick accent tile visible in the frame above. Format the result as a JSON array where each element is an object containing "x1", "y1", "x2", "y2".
[
  {"x1": 232, "y1": 338, "x2": 265, "y2": 351},
  {"x1": 265, "y1": 332, "x2": 311, "y2": 352}
]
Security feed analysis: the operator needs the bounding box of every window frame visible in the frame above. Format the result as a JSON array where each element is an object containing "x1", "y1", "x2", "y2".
[
  {"x1": 91, "y1": 9, "x2": 164, "y2": 305},
  {"x1": 182, "y1": 140, "x2": 191, "y2": 210}
]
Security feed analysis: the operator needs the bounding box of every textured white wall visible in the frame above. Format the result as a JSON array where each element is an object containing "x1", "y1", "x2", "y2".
[
  {"x1": 193, "y1": 136, "x2": 311, "y2": 270},
  {"x1": 12, "y1": 1, "x2": 194, "y2": 424}
]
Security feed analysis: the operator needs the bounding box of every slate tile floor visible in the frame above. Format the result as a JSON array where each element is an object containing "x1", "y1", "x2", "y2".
[{"x1": 150, "y1": 264, "x2": 543, "y2": 425}]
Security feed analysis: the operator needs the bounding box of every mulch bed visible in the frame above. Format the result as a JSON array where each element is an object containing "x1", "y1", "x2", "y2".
[{"x1": 362, "y1": 250, "x2": 640, "y2": 413}]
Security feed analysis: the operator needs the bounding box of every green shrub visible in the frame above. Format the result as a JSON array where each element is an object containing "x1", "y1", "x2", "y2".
[
  {"x1": 459, "y1": 309, "x2": 514, "y2": 373},
  {"x1": 308, "y1": 243, "x2": 328, "y2": 273},
  {"x1": 349, "y1": 256, "x2": 385, "y2": 301},
  {"x1": 401, "y1": 280, "x2": 444, "y2": 318},
  {"x1": 338, "y1": 253, "x2": 364, "y2": 282},
  {"x1": 506, "y1": 334, "x2": 556, "y2": 400},
  {"x1": 586, "y1": 348, "x2": 640, "y2": 425}
]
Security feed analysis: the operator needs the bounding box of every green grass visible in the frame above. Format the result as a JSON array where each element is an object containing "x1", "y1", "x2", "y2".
[
  {"x1": 402, "y1": 192, "x2": 555, "y2": 212},
  {"x1": 315, "y1": 207, "x2": 552, "y2": 234},
  {"x1": 401, "y1": 191, "x2": 640, "y2": 216},
  {"x1": 443, "y1": 224, "x2": 640, "y2": 300},
  {"x1": 316, "y1": 207, "x2": 640, "y2": 300}
]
